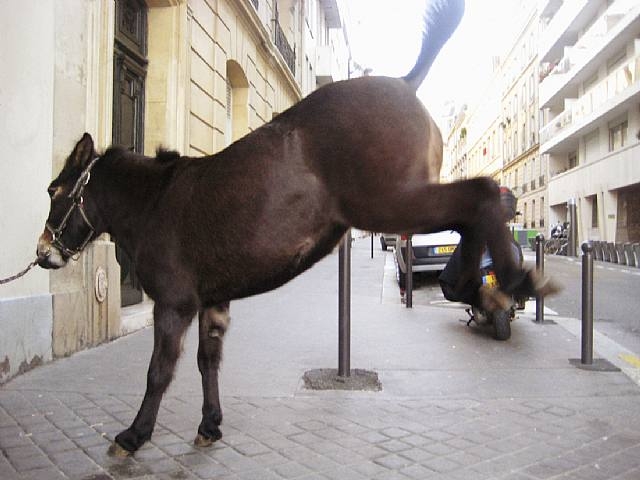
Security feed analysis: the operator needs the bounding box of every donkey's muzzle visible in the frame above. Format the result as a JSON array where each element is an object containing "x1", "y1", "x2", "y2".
[{"x1": 37, "y1": 232, "x2": 66, "y2": 269}]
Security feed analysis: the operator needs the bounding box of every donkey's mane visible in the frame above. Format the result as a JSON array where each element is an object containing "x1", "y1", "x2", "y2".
[
  {"x1": 102, "y1": 145, "x2": 180, "y2": 167},
  {"x1": 156, "y1": 148, "x2": 181, "y2": 163}
]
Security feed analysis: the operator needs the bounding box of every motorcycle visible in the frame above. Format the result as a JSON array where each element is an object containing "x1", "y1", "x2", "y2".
[{"x1": 438, "y1": 240, "x2": 525, "y2": 341}]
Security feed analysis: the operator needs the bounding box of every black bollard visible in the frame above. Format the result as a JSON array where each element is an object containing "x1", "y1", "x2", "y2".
[
  {"x1": 406, "y1": 235, "x2": 413, "y2": 308},
  {"x1": 370, "y1": 234, "x2": 374, "y2": 259},
  {"x1": 569, "y1": 242, "x2": 619, "y2": 371},
  {"x1": 338, "y1": 231, "x2": 351, "y2": 377},
  {"x1": 535, "y1": 233, "x2": 545, "y2": 323},
  {"x1": 581, "y1": 242, "x2": 593, "y2": 365}
]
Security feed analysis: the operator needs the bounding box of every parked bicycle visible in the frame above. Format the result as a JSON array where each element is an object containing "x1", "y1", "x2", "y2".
[{"x1": 544, "y1": 222, "x2": 569, "y2": 255}]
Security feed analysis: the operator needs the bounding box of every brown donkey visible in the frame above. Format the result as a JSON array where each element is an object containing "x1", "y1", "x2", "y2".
[{"x1": 36, "y1": 0, "x2": 553, "y2": 455}]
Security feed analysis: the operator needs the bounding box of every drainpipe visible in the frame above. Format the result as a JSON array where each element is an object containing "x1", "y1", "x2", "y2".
[{"x1": 567, "y1": 198, "x2": 577, "y2": 257}]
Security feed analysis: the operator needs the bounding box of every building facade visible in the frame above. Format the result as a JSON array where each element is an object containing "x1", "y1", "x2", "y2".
[
  {"x1": 500, "y1": 6, "x2": 546, "y2": 231},
  {"x1": 445, "y1": 5, "x2": 545, "y2": 231},
  {"x1": 538, "y1": 0, "x2": 640, "y2": 245},
  {"x1": 0, "y1": 0, "x2": 349, "y2": 383},
  {"x1": 445, "y1": 0, "x2": 639, "y2": 245}
]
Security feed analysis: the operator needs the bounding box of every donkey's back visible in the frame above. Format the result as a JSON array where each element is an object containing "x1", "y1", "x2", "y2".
[{"x1": 167, "y1": 75, "x2": 442, "y2": 304}]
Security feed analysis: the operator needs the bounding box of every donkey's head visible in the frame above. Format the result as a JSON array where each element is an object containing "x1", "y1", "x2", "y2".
[{"x1": 37, "y1": 133, "x2": 102, "y2": 269}]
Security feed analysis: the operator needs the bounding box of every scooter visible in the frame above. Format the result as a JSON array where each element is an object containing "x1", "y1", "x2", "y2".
[{"x1": 438, "y1": 241, "x2": 525, "y2": 341}]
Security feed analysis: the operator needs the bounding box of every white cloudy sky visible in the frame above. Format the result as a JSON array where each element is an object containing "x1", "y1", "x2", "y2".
[{"x1": 345, "y1": 0, "x2": 526, "y2": 128}]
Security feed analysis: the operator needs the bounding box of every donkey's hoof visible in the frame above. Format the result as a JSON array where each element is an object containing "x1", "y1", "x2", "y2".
[
  {"x1": 194, "y1": 433, "x2": 214, "y2": 447},
  {"x1": 194, "y1": 425, "x2": 222, "y2": 448},
  {"x1": 479, "y1": 285, "x2": 511, "y2": 312},
  {"x1": 108, "y1": 441, "x2": 133, "y2": 458}
]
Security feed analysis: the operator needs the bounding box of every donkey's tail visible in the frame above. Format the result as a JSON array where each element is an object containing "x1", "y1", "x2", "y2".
[{"x1": 403, "y1": 0, "x2": 465, "y2": 91}]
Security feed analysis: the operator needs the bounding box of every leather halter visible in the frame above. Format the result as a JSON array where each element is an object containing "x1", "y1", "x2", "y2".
[{"x1": 45, "y1": 157, "x2": 100, "y2": 258}]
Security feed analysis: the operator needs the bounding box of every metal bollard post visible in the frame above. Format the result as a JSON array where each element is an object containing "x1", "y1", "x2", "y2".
[
  {"x1": 338, "y1": 230, "x2": 351, "y2": 377},
  {"x1": 581, "y1": 242, "x2": 594, "y2": 365},
  {"x1": 370, "y1": 234, "x2": 374, "y2": 259},
  {"x1": 406, "y1": 235, "x2": 413, "y2": 308},
  {"x1": 535, "y1": 233, "x2": 545, "y2": 323}
]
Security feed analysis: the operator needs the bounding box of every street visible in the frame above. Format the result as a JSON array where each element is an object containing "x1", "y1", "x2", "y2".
[
  {"x1": 389, "y1": 245, "x2": 640, "y2": 356},
  {"x1": 542, "y1": 253, "x2": 640, "y2": 357}
]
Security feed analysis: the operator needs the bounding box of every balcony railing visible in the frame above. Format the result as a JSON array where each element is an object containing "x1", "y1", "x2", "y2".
[
  {"x1": 540, "y1": 53, "x2": 640, "y2": 144},
  {"x1": 539, "y1": 0, "x2": 637, "y2": 105},
  {"x1": 273, "y1": 18, "x2": 295, "y2": 75}
]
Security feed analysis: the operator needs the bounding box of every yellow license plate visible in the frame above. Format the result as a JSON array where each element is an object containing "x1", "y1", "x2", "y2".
[
  {"x1": 435, "y1": 245, "x2": 456, "y2": 254},
  {"x1": 482, "y1": 272, "x2": 498, "y2": 287}
]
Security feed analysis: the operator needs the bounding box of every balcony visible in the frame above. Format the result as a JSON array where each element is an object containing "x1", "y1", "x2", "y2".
[
  {"x1": 539, "y1": 0, "x2": 591, "y2": 64},
  {"x1": 547, "y1": 142, "x2": 640, "y2": 207},
  {"x1": 273, "y1": 18, "x2": 295, "y2": 75},
  {"x1": 319, "y1": 0, "x2": 341, "y2": 28},
  {"x1": 316, "y1": 45, "x2": 345, "y2": 86},
  {"x1": 540, "y1": 52, "x2": 640, "y2": 152},
  {"x1": 539, "y1": 2, "x2": 640, "y2": 108}
]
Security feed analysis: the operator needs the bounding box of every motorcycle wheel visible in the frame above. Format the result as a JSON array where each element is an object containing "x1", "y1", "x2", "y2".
[{"x1": 492, "y1": 309, "x2": 511, "y2": 341}]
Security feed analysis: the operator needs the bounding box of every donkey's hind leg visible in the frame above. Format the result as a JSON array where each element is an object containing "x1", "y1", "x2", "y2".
[
  {"x1": 194, "y1": 302, "x2": 230, "y2": 447},
  {"x1": 365, "y1": 178, "x2": 539, "y2": 300},
  {"x1": 109, "y1": 302, "x2": 195, "y2": 456}
]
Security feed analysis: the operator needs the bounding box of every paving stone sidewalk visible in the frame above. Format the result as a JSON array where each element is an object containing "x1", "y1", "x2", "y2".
[{"x1": 2, "y1": 238, "x2": 640, "y2": 479}]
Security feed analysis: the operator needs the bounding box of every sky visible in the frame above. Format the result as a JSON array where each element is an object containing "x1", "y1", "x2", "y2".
[{"x1": 345, "y1": 0, "x2": 526, "y2": 129}]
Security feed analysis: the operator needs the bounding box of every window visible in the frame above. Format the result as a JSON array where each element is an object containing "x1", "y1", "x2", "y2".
[
  {"x1": 568, "y1": 151, "x2": 578, "y2": 169},
  {"x1": 607, "y1": 49, "x2": 626, "y2": 73},
  {"x1": 583, "y1": 72, "x2": 598, "y2": 91},
  {"x1": 530, "y1": 114, "x2": 536, "y2": 146},
  {"x1": 591, "y1": 195, "x2": 598, "y2": 228},
  {"x1": 532, "y1": 199, "x2": 536, "y2": 228},
  {"x1": 609, "y1": 120, "x2": 628, "y2": 151}
]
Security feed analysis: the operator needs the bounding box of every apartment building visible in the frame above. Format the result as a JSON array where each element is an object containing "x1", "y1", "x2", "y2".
[
  {"x1": 445, "y1": 58, "x2": 504, "y2": 183},
  {"x1": 538, "y1": 0, "x2": 640, "y2": 245},
  {"x1": 445, "y1": 5, "x2": 544, "y2": 231},
  {"x1": 500, "y1": 6, "x2": 546, "y2": 231},
  {"x1": 0, "y1": 0, "x2": 349, "y2": 383}
]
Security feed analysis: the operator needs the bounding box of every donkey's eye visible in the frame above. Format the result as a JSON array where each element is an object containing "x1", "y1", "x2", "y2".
[{"x1": 47, "y1": 186, "x2": 58, "y2": 199}]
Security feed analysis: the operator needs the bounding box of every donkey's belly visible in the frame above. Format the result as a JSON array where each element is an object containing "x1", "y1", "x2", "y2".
[{"x1": 199, "y1": 222, "x2": 347, "y2": 305}]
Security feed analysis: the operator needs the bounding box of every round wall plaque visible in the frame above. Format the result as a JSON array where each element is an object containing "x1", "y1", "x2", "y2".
[{"x1": 95, "y1": 267, "x2": 107, "y2": 303}]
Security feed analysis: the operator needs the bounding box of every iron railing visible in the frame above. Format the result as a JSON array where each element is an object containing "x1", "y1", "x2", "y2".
[{"x1": 273, "y1": 18, "x2": 295, "y2": 75}]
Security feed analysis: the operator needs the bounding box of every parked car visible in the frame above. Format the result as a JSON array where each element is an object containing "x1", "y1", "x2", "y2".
[
  {"x1": 380, "y1": 233, "x2": 397, "y2": 251},
  {"x1": 394, "y1": 230, "x2": 461, "y2": 289}
]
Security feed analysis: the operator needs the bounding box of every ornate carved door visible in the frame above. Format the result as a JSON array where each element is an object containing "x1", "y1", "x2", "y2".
[{"x1": 113, "y1": 0, "x2": 147, "y2": 306}]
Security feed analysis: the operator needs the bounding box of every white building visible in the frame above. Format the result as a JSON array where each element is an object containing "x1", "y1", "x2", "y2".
[{"x1": 538, "y1": 0, "x2": 640, "y2": 244}]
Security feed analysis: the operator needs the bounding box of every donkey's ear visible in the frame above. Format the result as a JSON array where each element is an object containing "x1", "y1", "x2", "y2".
[{"x1": 69, "y1": 133, "x2": 96, "y2": 169}]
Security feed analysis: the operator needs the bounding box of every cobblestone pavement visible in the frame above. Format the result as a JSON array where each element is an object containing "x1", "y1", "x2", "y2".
[
  {"x1": 2, "y1": 239, "x2": 640, "y2": 479},
  {"x1": 2, "y1": 389, "x2": 640, "y2": 479}
]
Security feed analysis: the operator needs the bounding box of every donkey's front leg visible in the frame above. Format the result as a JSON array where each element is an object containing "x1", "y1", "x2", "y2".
[
  {"x1": 194, "y1": 302, "x2": 230, "y2": 447},
  {"x1": 109, "y1": 303, "x2": 195, "y2": 456}
]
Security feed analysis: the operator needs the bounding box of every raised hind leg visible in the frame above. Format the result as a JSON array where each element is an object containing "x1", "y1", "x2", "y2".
[
  {"x1": 109, "y1": 302, "x2": 195, "y2": 456},
  {"x1": 194, "y1": 302, "x2": 230, "y2": 447},
  {"x1": 347, "y1": 177, "x2": 548, "y2": 302}
]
